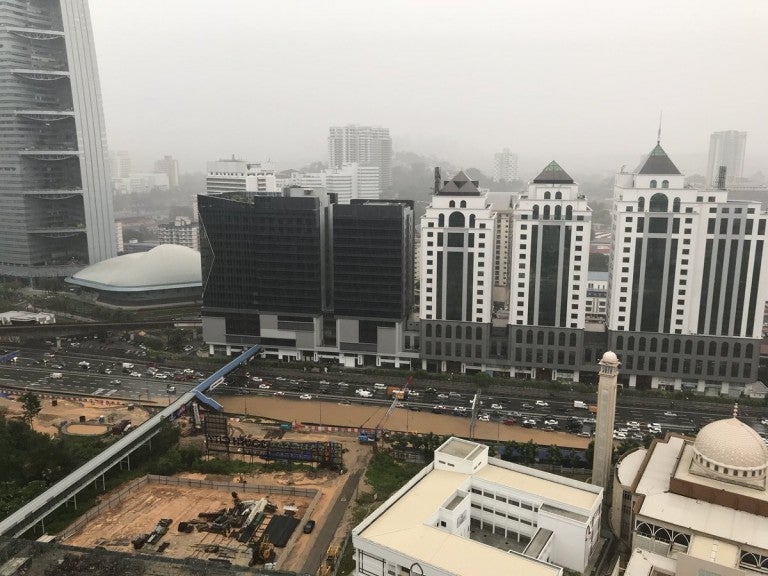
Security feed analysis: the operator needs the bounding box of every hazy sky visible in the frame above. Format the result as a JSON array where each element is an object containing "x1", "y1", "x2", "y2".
[{"x1": 90, "y1": 0, "x2": 768, "y2": 178}]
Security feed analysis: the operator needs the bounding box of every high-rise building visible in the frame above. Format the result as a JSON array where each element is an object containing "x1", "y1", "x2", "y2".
[
  {"x1": 205, "y1": 157, "x2": 277, "y2": 198},
  {"x1": 301, "y1": 163, "x2": 381, "y2": 204},
  {"x1": 113, "y1": 172, "x2": 169, "y2": 195},
  {"x1": 110, "y1": 151, "x2": 132, "y2": 179},
  {"x1": 328, "y1": 125, "x2": 392, "y2": 190},
  {"x1": 198, "y1": 191, "x2": 415, "y2": 366},
  {"x1": 419, "y1": 172, "x2": 496, "y2": 372},
  {"x1": 157, "y1": 216, "x2": 199, "y2": 251},
  {"x1": 507, "y1": 162, "x2": 592, "y2": 381},
  {"x1": 0, "y1": 0, "x2": 116, "y2": 277},
  {"x1": 607, "y1": 141, "x2": 768, "y2": 393},
  {"x1": 592, "y1": 351, "x2": 619, "y2": 488},
  {"x1": 154, "y1": 155, "x2": 179, "y2": 188},
  {"x1": 706, "y1": 130, "x2": 747, "y2": 186},
  {"x1": 493, "y1": 148, "x2": 518, "y2": 182},
  {"x1": 485, "y1": 191, "x2": 515, "y2": 302}
]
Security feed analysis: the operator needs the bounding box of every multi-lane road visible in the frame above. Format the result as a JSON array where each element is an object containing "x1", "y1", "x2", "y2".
[{"x1": 1, "y1": 345, "x2": 766, "y2": 440}]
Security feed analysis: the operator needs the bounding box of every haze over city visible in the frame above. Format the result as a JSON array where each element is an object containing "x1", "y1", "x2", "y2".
[{"x1": 90, "y1": 0, "x2": 768, "y2": 177}]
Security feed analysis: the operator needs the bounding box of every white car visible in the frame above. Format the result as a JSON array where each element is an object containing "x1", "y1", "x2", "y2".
[
  {"x1": 544, "y1": 419, "x2": 558, "y2": 427},
  {"x1": 663, "y1": 411, "x2": 677, "y2": 417},
  {"x1": 437, "y1": 393, "x2": 449, "y2": 399},
  {"x1": 760, "y1": 418, "x2": 768, "y2": 426},
  {"x1": 491, "y1": 403, "x2": 503, "y2": 410},
  {"x1": 299, "y1": 394, "x2": 313, "y2": 400},
  {"x1": 273, "y1": 391, "x2": 285, "y2": 396},
  {"x1": 522, "y1": 419, "x2": 537, "y2": 427},
  {"x1": 130, "y1": 371, "x2": 142, "y2": 377},
  {"x1": 613, "y1": 431, "x2": 628, "y2": 440},
  {"x1": 626, "y1": 421, "x2": 640, "y2": 428},
  {"x1": 155, "y1": 373, "x2": 168, "y2": 379},
  {"x1": 535, "y1": 400, "x2": 549, "y2": 407},
  {"x1": 258, "y1": 383, "x2": 271, "y2": 389},
  {"x1": 478, "y1": 414, "x2": 490, "y2": 422}
]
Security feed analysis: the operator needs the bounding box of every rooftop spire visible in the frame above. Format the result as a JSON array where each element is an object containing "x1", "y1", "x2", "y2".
[{"x1": 657, "y1": 111, "x2": 663, "y2": 145}]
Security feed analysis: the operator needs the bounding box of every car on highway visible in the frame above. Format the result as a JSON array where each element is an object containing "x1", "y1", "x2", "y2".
[
  {"x1": 167, "y1": 386, "x2": 176, "y2": 394},
  {"x1": 299, "y1": 394, "x2": 313, "y2": 400},
  {"x1": 273, "y1": 391, "x2": 285, "y2": 397},
  {"x1": 663, "y1": 411, "x2": 677, "y2": 417},
  {"x1": 130, "y1": 371, "x2": 142, "y2": 377},
  {"x1": 50, "y1": 372, "x2": 63, "y2": 379},
  {"x1": 762, "y1": 418, "x2": 768, "y2": 426},
  {"x1": 503, "y1": 418, "x2": 516, "y2": 426},
  {"x1": 535, "y1": 400, "x2": 549, "y2": 407},
  {"x1": 544, "y1": 419, "x2": 558, "y2": 427},
  {"x1": 437, "y1": 393, "x2": 449, "y2": 400},
  {"x1": 613, "y1": 431, "x2": 628, "y2": 439},
  {"x1": 338, "y1": 400, "x2": 351, "y2": 405},
  {"x1": 109, "y1": 379, "x2": 121, "y2": 386},
  {"x1": 78, "y1": 361, "x2": 90, "y2": 369},
  {"x1": 432, "y1": 405, "x2": 447, "y2": 414},
  {"x1": 155, "y1": 373, "x2": 168, "y2": 379},
  {"x1": 626, "y1": 421, "x2": 640, "y2": 428},
  {"x1": 258, "y1": 383, "x2": 271, "y2": 389},
  {"x1": 491, "y1": 403, "x2": 503, "y2": 410},
  {"x1": 478, "y1": 414, "x2": 490, "y2": 422},
  {"x1": 453, "y1": 406, "x2": 468, "y2": 416},
  {"x1": 303, "y1": 520, "x2": 316, "y2": 534},
  {"x1": 522, "y1": 418, "x2": 537, "y2": 428},
  {"x1": 521, "y1": 403, "x2": 533, "y2": 409}
]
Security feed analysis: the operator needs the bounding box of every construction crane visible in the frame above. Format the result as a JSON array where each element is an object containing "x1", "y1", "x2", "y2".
[{"x1": 358, "y1": 376, "x2": 413, "y2": 446}]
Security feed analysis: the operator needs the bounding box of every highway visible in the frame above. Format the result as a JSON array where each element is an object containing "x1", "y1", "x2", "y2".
[{"x1": 2, "y1": 345, "x2": 766, "y2": 440}]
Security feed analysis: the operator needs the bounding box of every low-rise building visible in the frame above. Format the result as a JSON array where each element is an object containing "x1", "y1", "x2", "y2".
[{"x1": 352, "y1": 437, "x2": 603, "y2": 576}]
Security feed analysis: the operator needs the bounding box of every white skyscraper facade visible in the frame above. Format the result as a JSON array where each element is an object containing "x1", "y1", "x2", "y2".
[
  {"x1": 706, "y1": 130, "x2": 747, "y2": 186},
  {"x1": 493, "y1": 148, "x2": 519, "y2": 182},
  {"x1": 328, "y1": 125, "x2": 392, "y2": 190},
  {"x1": 419, "y1": 172, "x2": 496, "y2": 372},
  {"x1": 607, "y1": 142, "x2": 768, "y2": 392},
  {"x1": 507, "y1": 162, "x2": 591, "y2": 380},
  {"x1": 301, "y1": 163, "x2": 381, "y2": 204},
  {"x1": 0, "y1": 0, "x2": 116, "y2": 277},
  {"x1": 205, "y1": 158, "x2": 277, "y2": 197}
]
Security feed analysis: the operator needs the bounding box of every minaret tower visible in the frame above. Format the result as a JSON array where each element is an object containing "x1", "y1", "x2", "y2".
[{"x1": 592, "y1": 351, "x2": 621, "y2": 488}]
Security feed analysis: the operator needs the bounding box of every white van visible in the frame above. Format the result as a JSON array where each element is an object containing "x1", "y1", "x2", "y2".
[
  {"x1": 373, "y1": 383, "x2": 386, "y2": 390},
  {"x1": 50, "y1": 372, "x2": 63, "y2": 379}
]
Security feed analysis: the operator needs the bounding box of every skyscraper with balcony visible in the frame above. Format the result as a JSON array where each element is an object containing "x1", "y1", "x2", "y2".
[
  {"x1": 328, "y1": 125, "x2": 392, "y2": 190},
  {"x1": 0, "y1": 0, "x2": 116, "y2": 277},
  {"x1": 706, "y1": 130, "x2": 747, "y2": 187},
  {"x1": 607, "y1": 141, "x2": 768, "y2": 393}
]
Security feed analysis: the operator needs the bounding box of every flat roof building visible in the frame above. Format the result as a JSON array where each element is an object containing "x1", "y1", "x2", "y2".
[{"x1": 352, "y1": 437, "x2": 603, "y2": 576}]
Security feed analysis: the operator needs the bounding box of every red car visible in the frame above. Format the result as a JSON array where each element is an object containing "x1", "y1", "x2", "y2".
[{"x1": 503, "y1": 418, "x2": 516, "y2": 426}]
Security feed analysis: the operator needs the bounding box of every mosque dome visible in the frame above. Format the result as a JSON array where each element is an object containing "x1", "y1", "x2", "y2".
[
  {"x1": 601, "y1": 351, "x2": 619, "y2": 365},
  {"x1": 693, "y1": 417, "x2": 768, "y2": 482}
]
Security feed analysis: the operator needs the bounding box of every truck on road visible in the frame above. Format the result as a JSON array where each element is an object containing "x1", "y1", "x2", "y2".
[{"x1": 573, "y1": 400, "x2": 588, "y2": 409}]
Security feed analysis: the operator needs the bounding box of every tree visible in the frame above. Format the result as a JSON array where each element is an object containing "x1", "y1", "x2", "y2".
[
  {"x1": 167, "y1": 329, "x2": 185, "y2": 353},
  {"x1": 19, "y1": 393, "x2": 41, "y2": 425},
  {"x1": 521, "y1": 440, "x2": 537, "y2": 464},
  {"x1": 548, "y1": 444, "x2": 563, "y2": 469}
]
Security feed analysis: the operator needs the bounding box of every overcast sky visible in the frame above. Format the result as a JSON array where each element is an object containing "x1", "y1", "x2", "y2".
[{"x1": 90, "y1": 0, "x2": 768, "y2": 178}]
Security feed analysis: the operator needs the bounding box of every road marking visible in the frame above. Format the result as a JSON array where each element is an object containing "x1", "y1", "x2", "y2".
[
  {"x1": 105, "y1": 389, "x2": 117, "y2": 397},
  {"x1": 93, "y1": 388, "x2": 105, "y2": 395}
]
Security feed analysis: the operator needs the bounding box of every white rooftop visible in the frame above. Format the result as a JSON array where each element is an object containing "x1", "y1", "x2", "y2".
[{"x1": 616, "y1": 448, "x2": 647, "y2": 487}]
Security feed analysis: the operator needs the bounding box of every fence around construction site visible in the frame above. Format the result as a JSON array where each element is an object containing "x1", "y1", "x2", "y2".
[{"x1": 59, "y1": 474, "x2": 319, "y2": 540}]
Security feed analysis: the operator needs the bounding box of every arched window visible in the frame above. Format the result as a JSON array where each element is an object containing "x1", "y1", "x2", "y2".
[
  {"x1": 661, "y1": 338, "x2": 669, "y2": 353},
  {"x1": 532, "y1": 205, "x2": 540, "y2": 219},
  {"x1": 438, "y1": 214, "x2": 445, "y2": 227},
  {"x1": 555, "y1": 191, "x2": 562, "y2": 199},
  {"x1": 537, "y1": 332, "x2": 544, "y2": 345},
  {"x1": 426, "y1": 324, "x2": 432, "y2": 337},
  {"x1": 708, "y1": 342, "x2": 716, "y2": 356},
  {"x1": 557, "y1": 332, "x2": 564, "y2": 346},
  {"x1": 449, "y1": 200, "x2": 455, "y2": 208},
  {"x1": 639, "y1": 337, "x2": 646, "y2": 351},
  {"x1": 445, "y1": 326, "x2": 452, "y2": 339},
  {"x1": 662, "y1": 180, "x2": 669, "y2": 189},
  {"x1": 650, "y1": 337, "x2": 658, "y2": 352},
  {"x1": 673, "y1": 197, "x2": 681, "y2": 212},
  {"x1": 638, "y1": 197, "x2": 645, "y2": 211},
  {"x1": 566, "y1": 205, "x2": 573, "y2": 219},
  {"x1": 435, "y1": 325, "x2": 442, "y2": 337},
  {"x1": 721, "y1": 342, "x2": 728, "y2": 356},
  {"x1": 570, "y1": 333, "x2": 577, "y2": 346},
  {"x1": 616, "y1": 335, "x2": 624, "y2": 349},
  {"x1": 746, "y1": 343, "x2": 754, "y2": 357},
  {"x1": 734, "y1": 343, "x2": 741, "y2": 357},
  {"x1": 685, "y1": 341, "x2": 692, "y2": 354},
  {"x1": 697, "y1": 341, "x2": 704, "y2": 355},
  {"x1": 466, "y1": 327, "x2": 472, "y2": 339},
  {"x1": 516, "y1": 329, "x2": 523, "y2": 343},
  {"x1": 526, "y1": 330, "x2": 533, "y2": 344},
  {"x1": 673, "y1": 340, "x2": 680, "y2": 353},
  {"x1": 628, "y1": 336, "x2": 634, "y2": 349},
  {"x1": 449, "y1": 211, "x2": 465, "y2": 227},
  {"x1": 543, "y1": 205, "x2": 551, "y2": 219},
  {"x1": 476, "y1": 327, "x2": 482, "y2": 340},
  {"x1": 554, "y1": 205, "x2": 562, "y2": 219},
  {"x1": 544, "y1": 191, "x2": 551, "y2": 199},
  {"x1": 469, "y1": 214, "x2": 476, "y2": 227},
  {"x1": 650, "y1": 193, "x2": 668, "y2": 212},
  {"x1": 460, "y1": 200, "x2": 467, "y2": 208},
  {"x1": 650, "y1": 180, "x2": 658, "y2": 188}
]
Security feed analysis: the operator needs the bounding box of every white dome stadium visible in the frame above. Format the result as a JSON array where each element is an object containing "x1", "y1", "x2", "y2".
[{"x1": 69, "y1": 245, "x2": 201, "y2": 291}]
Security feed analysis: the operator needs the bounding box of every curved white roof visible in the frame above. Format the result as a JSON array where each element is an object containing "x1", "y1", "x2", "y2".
[
  {"x1": 694, "y1": 417, "x2": 768, "y2": 470},
  {"x1": 68, "y1": 245, "x2": 201, "y2": 292},
  {"x1": 601, "y1": 350, "x2": 619, "y2": 365}
]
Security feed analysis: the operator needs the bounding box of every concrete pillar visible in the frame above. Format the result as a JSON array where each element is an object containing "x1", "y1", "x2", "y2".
[
  {"x1": 422, "y1": 359, "x2": 428, "y2": 370},
  {"x1": 592, "y1": 351, "x2": 620, "y2": 489},
  {"x1": 628, "y1": 374, "x2": 637, "y2": 388},
  {"x1": 225, "y1": 345, "x2": 232, "y2": 356}
]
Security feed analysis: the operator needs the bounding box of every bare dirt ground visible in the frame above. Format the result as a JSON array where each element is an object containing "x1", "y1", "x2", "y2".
[
  {"x1": 0, "y1": 395, "x2": 151, "y2": 436},
  {"x1": 218, "y1": 395, "x2": 590, "y2": 450},
  {"x1": 65, "y1": 423, "x2": 109, "y2": 435}
]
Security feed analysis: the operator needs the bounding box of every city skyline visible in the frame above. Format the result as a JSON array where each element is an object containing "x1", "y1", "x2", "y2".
[{"x1": 88, "y1": 1, "x2": 768, "y2": 177}]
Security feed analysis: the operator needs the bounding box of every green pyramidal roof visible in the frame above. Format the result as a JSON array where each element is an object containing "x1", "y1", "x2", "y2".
[
  {"x1": 532, "y1": 161, "x2": 574, "y2": 184},
  {"x1": 636, "y1": 144, "x2": 681, "y2": 175}
]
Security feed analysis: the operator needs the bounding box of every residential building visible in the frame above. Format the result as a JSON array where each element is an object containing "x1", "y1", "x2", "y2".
[
  {"x1": 275, "y1": 169, "x2": 302, "y2": 190},
  {"x1": 198, "y1": 191, "x2": 415, "y2": 366},
  {"x1": 493, "y1": 148, "x2": 519, "y2": 182},
  {"x1": 112, "y1": 172, "x2": 169, "y2": 195},
  {"x1": 585, "y1": 271, "x2": 609, "y2": 323},
  {"x1": 157, "y1": 216, "x2": 199, "y2": 251},
  {"x1": 328, "y1": 124, "x2": 392, "y2": 190},
  {"x1": 352, "y1": 437, "x2": 603, "y2": 576},
  {"x1": 154, "y1": 155, "x2": 179, "y2": 188},
  {"x1": 0, "y1": 0, "x2": 116, "y2": 278},
  {"x1": 507, "y1": 161, "x2": 592, "y2": 381},
  {"x1": 419, "y1": 171, "x2": 497, "y2": 372},
  {"x1": 205, "y1": 157, "x2": 277, "y2": 198},
  {"x1": 486, "y1": 191, "x2": 516, "y2": 304},
  {"x1": 614, "y1": 414, "x2": 768, "y2": 576},
  {"x1": 110, "y1": 151, "x2": 132, "y2": 179},
  {"x1": 607, "y1": 141, "x2": 768, "y2": 393},
  {"x1": 706, "y1": 130, "x2": 747, "y2": 187},
  {"x1": 301, "y1": 163, "x2": 381, "y2": 204},
  {"x1": 114, "y1": 221, "x2": 124, "y2": 254}
]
